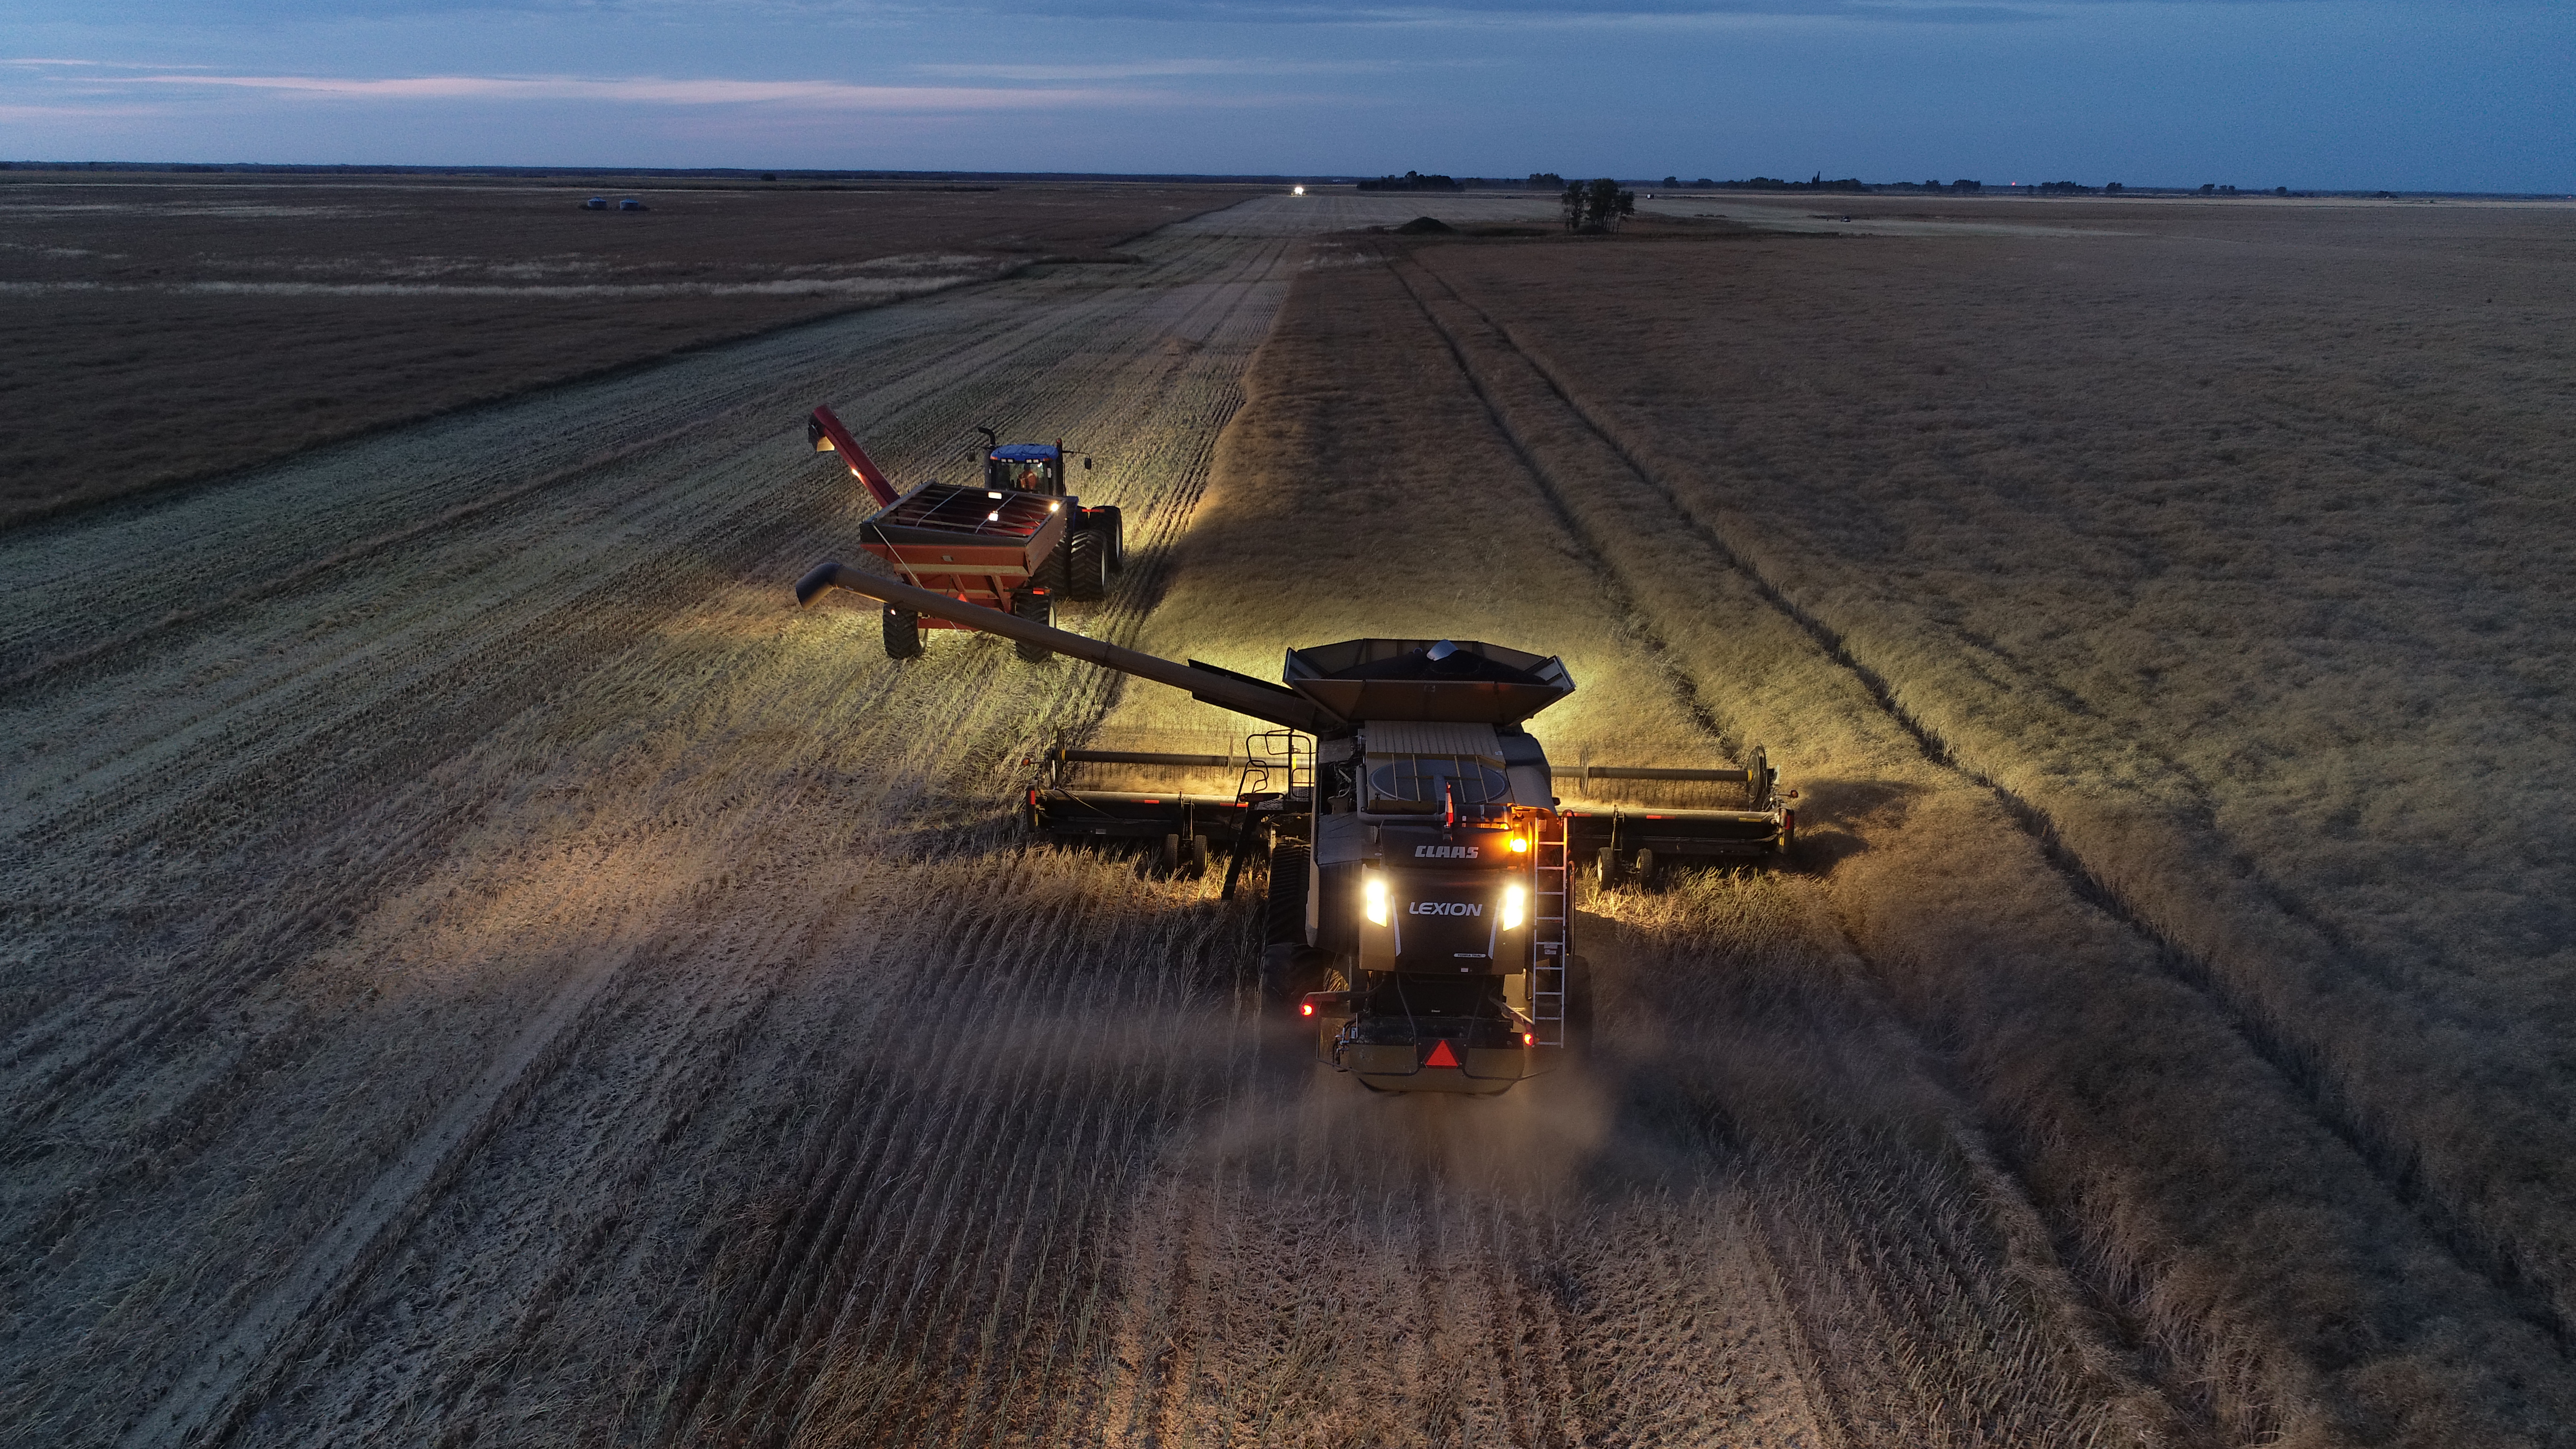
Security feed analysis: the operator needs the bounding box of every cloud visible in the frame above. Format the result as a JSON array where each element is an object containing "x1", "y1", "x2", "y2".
[{"x1": 107, "y1": 72, "x2": 1139, "y2": 109}]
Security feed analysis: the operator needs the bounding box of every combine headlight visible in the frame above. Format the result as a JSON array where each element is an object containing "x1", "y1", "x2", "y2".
[
  {"x1": 1501, "y1": 884, "x2": 1525, "y2": 930},
  {"x1": 1364, "y1": 873, "x2": 1388, "y2": 926}
]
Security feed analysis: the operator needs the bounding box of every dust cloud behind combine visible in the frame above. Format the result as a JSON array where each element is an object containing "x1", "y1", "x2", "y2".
[{"x1": 7, "y1": 188, "x2": 2573, "y2": 1449}]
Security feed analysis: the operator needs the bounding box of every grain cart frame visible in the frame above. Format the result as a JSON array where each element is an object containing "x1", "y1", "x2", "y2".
[
  {"x1": 794, "y1": 564, "x2": 1795, "y2": 1095},
  {"x1": 807, "y1": 406, "x2": 1125, "y2": 661}
]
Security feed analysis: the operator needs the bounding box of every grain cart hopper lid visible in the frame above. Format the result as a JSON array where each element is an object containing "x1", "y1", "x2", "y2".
[{"x1": 1282, "y1": 638, "x2": 1573, "y2": 725}]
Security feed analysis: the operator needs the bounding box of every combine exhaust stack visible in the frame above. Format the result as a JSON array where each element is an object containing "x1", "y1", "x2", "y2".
[{"x1": 797, "y1": 557, "x2": 1796, "y2": 1095}]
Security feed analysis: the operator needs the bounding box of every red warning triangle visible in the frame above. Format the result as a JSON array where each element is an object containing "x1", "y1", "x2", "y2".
[{"x1": 1424, "y1": 1039, "x2": 1461, "y2": 1069}]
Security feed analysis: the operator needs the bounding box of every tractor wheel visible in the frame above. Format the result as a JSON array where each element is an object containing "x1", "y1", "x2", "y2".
[
  {"x1": 1189, "y1": 833, "x2": 1212, "y2": 879},
  {"x1": 1594, "y1": 847, "x2": 1622, "y2": 889},
  {"x1": 883, "y1": 606, "x2": 923, "y2": 660},
  {"x1": 1088, "y1": 507, "x2": 1126, "y2": 572},
  {"x1": 1065, "y1": 529, "x2": 1107, "y2": 600},
  {"x1": 1011, "y1": 588, "x2": 1052, "y2": 662},
  {"x1": 1565, "y1": 953, "x2": 1595, "y2": 1055},
  {"x1": 1160, "y1": 833, "x2": 1183, "y2": 876}
]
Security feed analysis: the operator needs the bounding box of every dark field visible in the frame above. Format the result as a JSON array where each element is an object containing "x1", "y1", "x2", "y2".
[{"x1": 0, "y1": 174, "x2": 1256, "y2": 525}]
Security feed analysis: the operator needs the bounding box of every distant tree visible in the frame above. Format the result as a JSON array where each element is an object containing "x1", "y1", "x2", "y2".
[
  {"x1": 2105, "y1": 181, "x2": 2123, "y2": 193},
  {"x1": 2199, "y1": 183, "x2": 2216, "y2": 193},
  {"x1": 1529, "y1": 171, "x2": 1565, "y2": 189},
  {"x1": 2275, "y1": 185, "x2": 2290, "y2": 195},
  {"x1": 1586, "y1": 177, "x2": 1621, "y2": 228},
  {"x1": 1561, "y1": 181, "x2": 1588, "y2": 231},
  {"x1": 1662, "y1": 175, "x2": 1680, "y2": 188}
]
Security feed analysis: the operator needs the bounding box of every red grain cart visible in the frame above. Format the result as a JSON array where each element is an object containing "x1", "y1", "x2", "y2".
[{"x1": 808, "y1": 405, "x2": 1121, "y2": 661}]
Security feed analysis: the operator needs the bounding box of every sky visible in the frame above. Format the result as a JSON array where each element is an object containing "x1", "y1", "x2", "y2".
[{"x1": 1, "y1": 1, "x2": 2569, "y2": 190}]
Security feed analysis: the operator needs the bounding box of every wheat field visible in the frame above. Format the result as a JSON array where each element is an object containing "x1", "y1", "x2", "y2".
[{"x1": 5, "y1": 190, "x2": 2571, "y2": 1447}]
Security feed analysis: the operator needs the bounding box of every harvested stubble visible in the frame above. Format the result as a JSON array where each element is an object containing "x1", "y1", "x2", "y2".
[
  {"x1": 0, "y1": 174, "x2": 1256, "y2": 527},
  {"x1": 1079, "y1": 248, "x2": 2162, "y2": 1446},
  {"x1": 1361, "y1": 205, "x2": 2576, "y2": 1443}
]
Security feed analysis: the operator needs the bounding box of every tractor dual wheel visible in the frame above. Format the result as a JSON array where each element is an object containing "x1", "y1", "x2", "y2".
[
  {"x1": 1065, "y1": 530, "x2": 1108, "y2": 600},
  {"x1": 1082, "y1": 507, "x2": 1125, "y2": 572},
  {"x1": 1011, "y1": 589, "x2": 1052, "y2": 662},
  {"x1": 883, "y1": 606, "x2": 923, "y2": 660}
]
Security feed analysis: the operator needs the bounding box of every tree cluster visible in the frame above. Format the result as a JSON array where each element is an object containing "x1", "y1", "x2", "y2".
[
  {"x1": 1560, "y1": 177, "x2": 1637, "y2": 231},
  {"x1": 1357, "y1": 170, "x2": 1464, "y2": 192}
]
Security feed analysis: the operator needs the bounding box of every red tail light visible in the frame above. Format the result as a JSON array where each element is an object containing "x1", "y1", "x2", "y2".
[
  {"x1": 1521, "y1": 1031, "x2": 1535, "y2": 1047},
  {"x1": 1299, "y1": 1001, "x2": 1315, "y2": 1017}
]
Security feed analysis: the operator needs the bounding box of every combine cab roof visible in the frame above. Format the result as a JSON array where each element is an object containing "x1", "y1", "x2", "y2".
[
  {"x1": 1282, "y1": 638, "x2": 1574, "y2": 725},
  {"x1": 989, "y1": 443, "x2": 1062, "y2": 463}
]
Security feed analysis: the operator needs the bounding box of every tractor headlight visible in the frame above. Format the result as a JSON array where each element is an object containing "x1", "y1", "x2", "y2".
[
  {"x1": 1364, "y1": 873, "x2": 1388, "y2": 926},
  {"x1": 1501, "y1": 884, "x2": 1525, "y2": 931}
]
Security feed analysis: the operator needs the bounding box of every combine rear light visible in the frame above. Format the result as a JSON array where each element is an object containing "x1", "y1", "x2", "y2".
[
  {"x1": 1509, "y1": 837, "x2": 1529, "y2": 853},
  {"x1": 1363, "y1": 872, "x2": 1388, "y2": 926},
  {"x1": 1522, "y1": 1031, "x2": 1536, "y2": 1047},
  {"x1": 1501, "y1": 884, "x2": 1525, "y2": 930}
]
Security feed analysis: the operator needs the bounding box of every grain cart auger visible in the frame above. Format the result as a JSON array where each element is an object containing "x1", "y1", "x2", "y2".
[
  {"x1": 794, "y1": 564, "x2": 1797, "y2": 1095},
  {"x1": 806, "y1": 405, "x2": 1125, "y2": 663}
]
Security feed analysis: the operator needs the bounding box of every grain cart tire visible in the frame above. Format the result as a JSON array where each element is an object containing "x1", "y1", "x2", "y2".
[
  {"x1": 1066, "y1": 530, "x2": 1108, "y2": 600},
  {"x1": 1090, "y1": 507, "x2": 1126, "y2": 571},
  {"x1": 1160, "y1": 833, "x2": 1183, "y2": 876},
  {"x1": 1594, "y1": 847, "x2": 1622, "y2": 889},
  {"x1": 883, "y1": 606, "x2": 923, "y2": 660},
  {"x1": 1011, "y1": 589, "x2": 1053, "y2": 662},
  {"x1": 1633, "y1": 848, "x2": 1659, "y2": 887},
  {"x1": 1189, "y1": 833, "x2": 1212, "y2": 879},
  {"x1": 1565, "y1": 953, "x2": 1596, "y2": 1055},
  {"x1": 1776, "y1": 810, "x2": 1797, "y2": 863}
]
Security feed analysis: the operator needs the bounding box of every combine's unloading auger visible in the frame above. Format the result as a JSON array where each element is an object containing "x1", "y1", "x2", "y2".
[{"x1": 796, "y1": 563, "x2": 1797, "y2": 1094}]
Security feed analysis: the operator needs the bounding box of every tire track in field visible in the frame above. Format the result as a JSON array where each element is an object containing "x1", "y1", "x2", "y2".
[
  {"x1": 1377, "y1": 249, "x2": 2211, "y2": 1437},
  {"x1": 1386, "y1": 246, "x2": 2576, "y2": 1358},
  {"x1": 6, "y1": 212, "x2": 1312, "y2": 1449}
]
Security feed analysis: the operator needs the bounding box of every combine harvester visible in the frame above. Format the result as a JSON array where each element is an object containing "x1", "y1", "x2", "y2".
[
  {"x1": 806, "y1": 406, "x2": 1125, "y2": 661},
  {"x1": 794, "y1": 564, "x2": 1795, "y2": 1094}
]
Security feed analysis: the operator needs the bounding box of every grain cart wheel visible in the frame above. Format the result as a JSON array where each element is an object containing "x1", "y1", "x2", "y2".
[
  {"x1": 1065, "y1": 530, "x2": 1107, "y2": 600},
  {"x1": 1633, "y1": 848, "x2": 1659, "y2": 887},
  {"x1": 1565, "y1": 953, "x2": 1596, "y2": 1055},
  {"x1": 1011, "y1": 589, "x2": 1053, "y2": 662},
  {"x1": 1189, "y1": 833, "x2": 1212, "y2": 879},
  {"x1": 1160, "y1": 832, "x2": 1183, "y2": 876},
  {"x1": 883, "y1": 605, "x2": 923, "y2": 660},
  {"x1": 1089, "y1": 507, "x2": 1126, "y2": 571},
  {"x1": 1594, "y1": 847, "x2": 1622, "y2": 889},
  {"x1": 1776, "y1": 810, "x2": 1797, "y2": 864}
]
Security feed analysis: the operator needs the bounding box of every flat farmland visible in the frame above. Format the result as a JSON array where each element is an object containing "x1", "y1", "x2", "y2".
[
  {"x1": 0, "y1": 174, "x2": 1257, "y2": 525},
  {"x1": 5, "y1": 187, "x2": 2574, "y2": 1449}
]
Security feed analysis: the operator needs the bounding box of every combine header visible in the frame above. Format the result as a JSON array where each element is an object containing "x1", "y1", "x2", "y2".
[
  {"x1": 807, "y1": 406, "x2": 1124, "y2": 661},
  {"x1": 794, "y1": 563, "x2": 1796, "y2": 1095}
]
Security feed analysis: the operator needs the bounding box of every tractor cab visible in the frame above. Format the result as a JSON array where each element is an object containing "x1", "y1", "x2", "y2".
[{"x1": 987, "y1": 443, "x2": 1070, "y2": 497}]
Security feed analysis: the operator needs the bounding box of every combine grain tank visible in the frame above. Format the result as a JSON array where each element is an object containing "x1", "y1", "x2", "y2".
[{"x1": 792, "y1": 565, "x2": 1798, "y2": 1094}]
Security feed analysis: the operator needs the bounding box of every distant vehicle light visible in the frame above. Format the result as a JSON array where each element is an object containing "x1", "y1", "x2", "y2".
[
  {"x1": 1501, "y1": 884, "x2": 1525, "y2": 930},
  {"x1": 1364, "y1": 873, "x2": 1387, "y2": 926},
  {"x1": 1292, "y1": 185, "x2": 1306, "y2": 196}
]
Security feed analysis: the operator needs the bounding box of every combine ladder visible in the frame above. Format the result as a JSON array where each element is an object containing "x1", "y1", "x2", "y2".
[{"x1": 1529, "y1": 810, "x2": 1571, "y2": 1046}]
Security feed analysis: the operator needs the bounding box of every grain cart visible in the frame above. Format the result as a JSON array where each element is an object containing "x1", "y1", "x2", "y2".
[
  {"x1": 806, "y1": 406, "x2": 1124, "y2": 661},
  {"x1": 795, "y1": 563, "x2": 1796, "y2": 1095}
]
